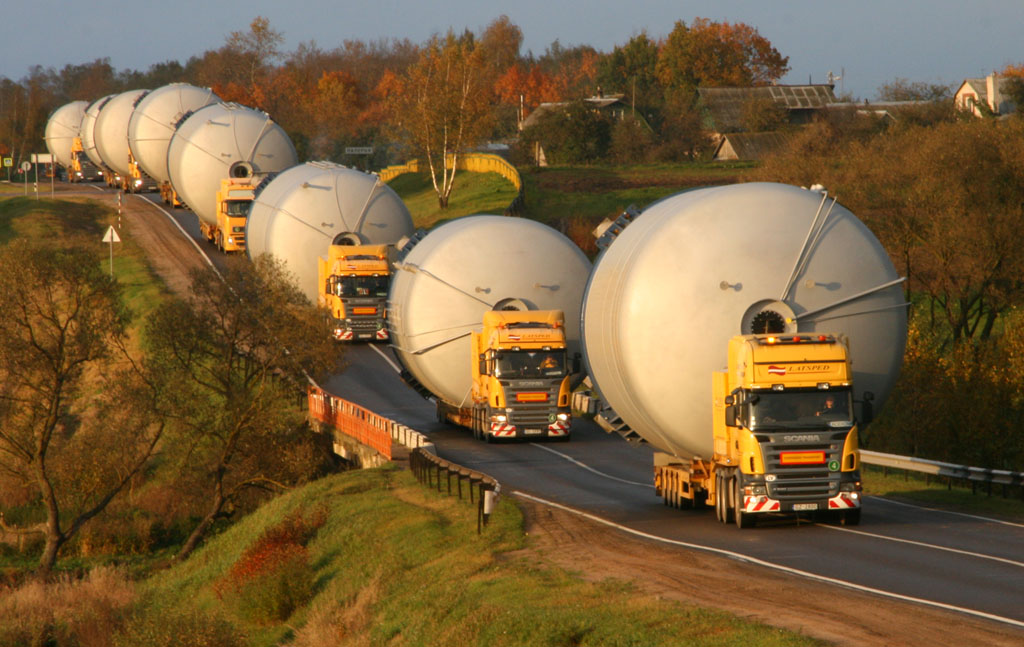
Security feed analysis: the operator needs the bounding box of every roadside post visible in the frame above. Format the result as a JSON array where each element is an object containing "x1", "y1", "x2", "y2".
[
  {"x1": 102, "y1": 225, "x2": 121, "y2": 276},
  {"x1": 21, "y1": 161, "x2": 30, "y2": 195}
]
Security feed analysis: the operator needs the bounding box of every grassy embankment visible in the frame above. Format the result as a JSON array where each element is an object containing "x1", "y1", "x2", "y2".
[{"x1": 133, "y1": 465, "x2": 823, "y2": 647}]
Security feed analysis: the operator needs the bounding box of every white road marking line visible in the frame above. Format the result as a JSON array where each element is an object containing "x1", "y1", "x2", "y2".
[
  {"x1": 513, "y1": 491, "x2": 1024, "y2": 631},
  {"x1": 529, "y1": 443, "x2": 653, "y2": 488},
  {"x1": 369, "y1": 343, "x2": 403, "y2": 373},
  {"x1": 869, "y1": 495, "x2": 1024, "y2": 528},
  {"x1": 816, "y1": 522, "x2": 1024, "y2": 568},
  {"x1": 133, "y1": 193, "x2": 218, "y2": 272}
]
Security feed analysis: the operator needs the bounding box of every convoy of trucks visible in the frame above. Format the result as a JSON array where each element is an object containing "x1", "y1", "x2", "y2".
[
  {"x1": 318, "y1": 243, "x2": 391, "y2": 341},
  {"x1": 43, "y1": 89, "x2": 909, "y2": 527}
]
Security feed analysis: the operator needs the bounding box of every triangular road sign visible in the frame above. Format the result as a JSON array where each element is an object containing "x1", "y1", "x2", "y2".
[{"x1": 102, "y1": 226, "x2": 121, "y2": 243}]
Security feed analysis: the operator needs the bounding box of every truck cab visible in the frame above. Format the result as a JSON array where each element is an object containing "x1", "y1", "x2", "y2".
[
  {"x1": 713, "y1": 333, "x2": 863, "y2": 526},
  {"x1": 202, "y1": 177, "x2": 254, "y2": 253},
  {"x1": 454, "y1": 309, "x2": 574, "y2": 441},
  {"x1": 317, "y1": 243, "x2": 390, "y2": 341}
]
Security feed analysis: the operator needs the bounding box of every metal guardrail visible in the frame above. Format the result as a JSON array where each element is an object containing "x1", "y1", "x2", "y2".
[
  {"x1": 861, "y1": 450, "x2": 1024, "y2": 498},
  {"x1": 409, "y1": 448, "x2": 500, "y2": 533}
]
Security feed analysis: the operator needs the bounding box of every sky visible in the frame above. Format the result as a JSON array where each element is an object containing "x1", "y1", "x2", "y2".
[{"x1": 3, "y1": 0, "x2": 1023, "y2": 100}]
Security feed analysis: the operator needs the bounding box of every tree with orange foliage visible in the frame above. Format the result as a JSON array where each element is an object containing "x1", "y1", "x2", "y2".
[
  {"x1": 386, "y1": 31, "x2": 491, "y2": 208},
  {"x1": 656, "y1": 18, "x2": 788, "y2": 101}
]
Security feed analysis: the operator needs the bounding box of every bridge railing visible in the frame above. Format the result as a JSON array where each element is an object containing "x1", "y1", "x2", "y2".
[{"x1": 378, "y1": 152, "x2": 524, "y2": 215}]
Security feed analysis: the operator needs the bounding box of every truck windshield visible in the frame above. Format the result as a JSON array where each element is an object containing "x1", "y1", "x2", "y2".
[
  {"x1": 225, "y1": 200, "x2": 251, "y2": 217},
  {"x1": 494, "y1": 350, "x2": 566, "y2": 379},
  {"x1": 749, "y1": 390, "x2": 853, "y2": 429},
  {"x1": 331, "y1": 275, "x2": 388, "y2": 298}
]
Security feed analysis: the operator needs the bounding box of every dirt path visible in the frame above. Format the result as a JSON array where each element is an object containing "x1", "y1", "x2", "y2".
[{"x1": 82, "y1": 184, "x2": 1022, "y2": 647}]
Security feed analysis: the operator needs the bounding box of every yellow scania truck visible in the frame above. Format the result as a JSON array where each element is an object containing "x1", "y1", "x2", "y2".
[
  {"x1": 201, "y1": 177, "x2": 254, "y2": 253},
  {"x1": 317, "y1": 243, "x2": 391, "y2": 341},
  {"x1": 438, "y1": 309, "x2": 574, "y2": 442},
  {"x1": 655, "y1": 333, "x2": 864, "y2": 527}
]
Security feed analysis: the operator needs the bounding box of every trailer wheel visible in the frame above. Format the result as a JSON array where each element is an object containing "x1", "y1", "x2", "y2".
[{"x1": 732, "y1": 476, "x2": 755, "y2": 529}]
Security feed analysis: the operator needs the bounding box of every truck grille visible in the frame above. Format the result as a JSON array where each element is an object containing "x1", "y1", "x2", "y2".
[
  {"x1": 345, "y1": 298, "x2": 386, "y2": 332},
  {"x1": 758, "y1": 431, "x2": 848, "y2": 500},
  {"x1": 500, "y1": 379, "x2": 562, "y2": 427}
]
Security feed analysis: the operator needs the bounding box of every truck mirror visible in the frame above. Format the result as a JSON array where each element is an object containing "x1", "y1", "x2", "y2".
[
  {"x1": 860, "y1": 391, "x2": 875, "y2": 425},
  {"x1": 725, "y1": 405, "x2": 738, "y2": 427},
  {"x1": 724, "y1": 395, "x2": 734, "y2": 405},
  {"x1": 572, "y1": 352, "x2": 582, "y2": 374}
]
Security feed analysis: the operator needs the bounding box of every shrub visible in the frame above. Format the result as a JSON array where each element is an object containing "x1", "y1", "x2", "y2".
[{"x1": 213, "y1": 509, "x2": 324, "y2": 623}]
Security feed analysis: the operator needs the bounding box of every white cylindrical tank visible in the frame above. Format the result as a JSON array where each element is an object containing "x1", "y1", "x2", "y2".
[
  {"x1": 582, "y1": 182, "x2": 907, "y2": 459},
  {"x1": 246, "y1": 161, "x2": 415, "y2": 302},
  {"x1": 44, "y1": 101, "x2": 87, "y2": 167},
  {"x1": 166, "y1": 103, "x2": 298, "y2": 226},
  {"x1": 80, "y1": 95, "x2": 114, "y2": 169},
  {"x1": 93, "y1": 89, "x2": 148, "y2": 178},
  {"x1": 127, "y1": 83, "x2": 219, "y2": 184},
  {"x1": 388, "y1": 216, "x2": 592, "y2": 407}
]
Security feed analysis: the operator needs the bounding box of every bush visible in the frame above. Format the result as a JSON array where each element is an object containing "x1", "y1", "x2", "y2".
[{"x1": 213, "y1": 509, "x2": 324, "y2": 623}]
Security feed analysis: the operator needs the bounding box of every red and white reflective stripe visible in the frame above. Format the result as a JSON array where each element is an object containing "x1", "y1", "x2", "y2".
[
  {"x1": 744, "y1": 496, "x2": 780, "y2": 513},
  {"x1": 547, "y1": 420, "x2": 570, "y2": 435},
  {"x1": 490, "y1": 423, "x2": 517, "y2": 437},
  {"x1": 375, "y1": 328, "x2": 389, "y2": 340},
  {"x1": 828, "y1": 493, "x2": 860, "y2": 510},
  {"x1": 335, "y1": 329, "x2": 354, "y2": 341}
]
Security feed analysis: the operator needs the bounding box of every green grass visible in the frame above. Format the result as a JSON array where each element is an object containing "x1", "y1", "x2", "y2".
[
  {"x1": 0, "y1": 194, "x2": 169, "y2": 324},
  {"x1": 387, "y1": 170, "x2": 519, "y2": 229},
  {"x1": 387, "y1": 162, "x2": 758, "y2": 231},
  {"x1": 863, "y1": 464, "x2": 1024, "y2": 522},
  {"x1": 517, "y1": 162, "x2": 756, "y2": 226},
  {"x1": 141, "y1": 465, "x2": 825, "y2": 647}
]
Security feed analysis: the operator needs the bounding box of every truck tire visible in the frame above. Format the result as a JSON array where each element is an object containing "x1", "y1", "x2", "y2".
[
  {"x1": 732, "y1": 476, "x2": 755, "y2": 529},
  {"x1": 843, "y1": 508, "x2": 861, "y2": 526},
  {"x1": 714, "y1": 472, "x2": 726, "y2": 523}
]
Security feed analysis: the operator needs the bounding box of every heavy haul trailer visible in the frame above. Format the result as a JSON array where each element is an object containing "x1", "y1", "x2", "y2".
[
  {"x1": 437, "y1": 309, "x2": 575, "y2": 441},
  {"x1": 582, "y1": 182, "x2": 908, "y2": 529},
  {"x1": 318, "y1": 243, "x2": 391, "y2": 341},
  {"x1": 654, "y1": 333, "x2": 863, "y2": 527}
]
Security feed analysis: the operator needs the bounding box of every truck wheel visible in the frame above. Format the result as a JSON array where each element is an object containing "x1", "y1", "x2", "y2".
[
  {"x1": 714, "y1": 473, "x2": 725, "y2": 523},
  {"x1": 843, "y1": 508, "x2": 861, "y2": 526},
  {"x1": 732, "y1": 476, "x2": 755, "y2": 529}
]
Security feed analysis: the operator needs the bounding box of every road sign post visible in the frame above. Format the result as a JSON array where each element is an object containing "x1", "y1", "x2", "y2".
[
  {"x1": 102, "y1": 226, "x2": 121, "y2": 276},
  {"x1": 21, "y1": 161, "x2": 30, "y2": 195}
]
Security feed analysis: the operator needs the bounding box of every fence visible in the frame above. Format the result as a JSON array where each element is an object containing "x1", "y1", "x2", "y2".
[
  {"x1": 307, "y1": 385, "x2": 394, "y2": 459},
  {"x1": 861, "y1": 450, "x2": 1024, "y2": 500},
  {"x1": 409, "y1": 448, "x2": 500, "y2": 533},
  {"x1": 378, "y1": 152, "x2": 525, "y2": 216}
]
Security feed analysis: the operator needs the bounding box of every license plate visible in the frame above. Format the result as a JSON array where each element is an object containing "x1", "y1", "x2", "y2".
[
  {"x1": 524, "y1": 428, "x2": 543, "y2": 435},
  {"x1": 793, "y1": 503, "x2": 818, "y2": 511}
]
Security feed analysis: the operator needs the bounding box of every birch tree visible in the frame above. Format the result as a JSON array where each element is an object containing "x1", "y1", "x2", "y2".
[{"x1": 387, "y1": 31, "x2": 492, "y2": 208}]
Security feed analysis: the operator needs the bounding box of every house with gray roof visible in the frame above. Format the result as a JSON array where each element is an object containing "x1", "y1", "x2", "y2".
[{"x1": 955, "y1": 73, "x2": 1017, "y2": 117}]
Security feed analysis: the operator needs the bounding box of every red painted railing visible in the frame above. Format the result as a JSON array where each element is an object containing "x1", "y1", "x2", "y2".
[{"x1": 308, "y1": 385, "x2": 392, "y2": 459}]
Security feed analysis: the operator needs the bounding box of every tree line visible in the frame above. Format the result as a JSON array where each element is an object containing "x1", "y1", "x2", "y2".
[{"x1": 0, "y1": 16, "x2": 789, "y2": 198}]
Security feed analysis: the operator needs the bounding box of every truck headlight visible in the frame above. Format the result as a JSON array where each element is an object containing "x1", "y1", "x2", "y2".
[
  {"x1": 839, "y1": 480, "x2": 862, "y2": 492},
  {"x1": 492, "y1": 414, "x2": 507, "y2": 423},
  {"x1": 556, "y1": 413, "x2": 569, "y2": 421}
]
